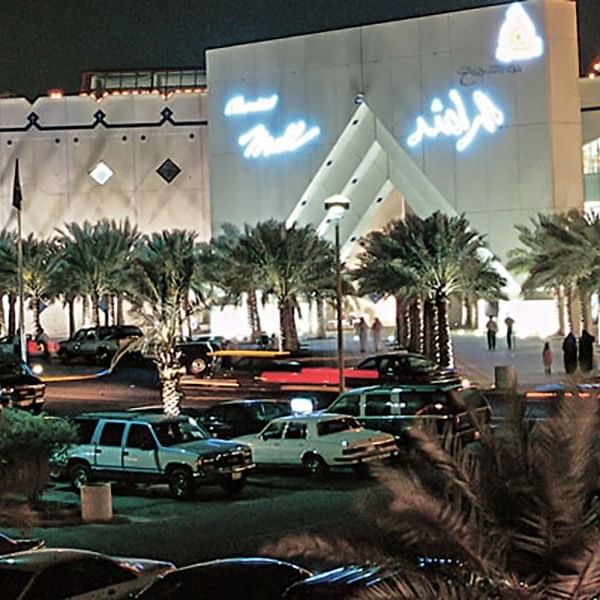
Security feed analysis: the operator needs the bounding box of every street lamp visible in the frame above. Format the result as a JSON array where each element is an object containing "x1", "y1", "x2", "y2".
[{"x1": 324, "y1": 195, "x2": 350, "y2": 393}]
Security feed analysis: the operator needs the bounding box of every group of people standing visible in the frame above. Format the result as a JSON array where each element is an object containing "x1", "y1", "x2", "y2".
[
  {"x1": 560, "y1": 330, "x2": 595, "y2": 374},
  {"x1": 486, "y1": 315, "x2": 515, "y2": 352},
  {"x1": 355, "y1": 317, "x2": 383, "y2": 353}
]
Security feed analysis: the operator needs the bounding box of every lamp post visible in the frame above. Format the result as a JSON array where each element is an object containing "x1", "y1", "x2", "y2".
[{"x1": 324, "y1": 195, "x2": 350, "y2": 394}]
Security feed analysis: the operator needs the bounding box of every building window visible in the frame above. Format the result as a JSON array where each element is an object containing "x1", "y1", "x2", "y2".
[
  {"x1": 89, "y1": 161, "x2": 114, "y2": 185},
  {"x1": 156, "y1": 158, "x2": 181, "y2": 183},
  {"x1": 583, "y1": 139, "x2": 600, "y2": 174}
]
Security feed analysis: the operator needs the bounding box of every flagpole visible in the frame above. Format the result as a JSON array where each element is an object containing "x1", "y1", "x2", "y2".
[{"x1": 12, "y1": 159, "x2": 26, "y2": 364}]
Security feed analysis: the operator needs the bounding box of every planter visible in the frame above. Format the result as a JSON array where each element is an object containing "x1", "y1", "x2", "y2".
[{"x1": 80, "y1": 483, "x2": 113, "y2": 522}]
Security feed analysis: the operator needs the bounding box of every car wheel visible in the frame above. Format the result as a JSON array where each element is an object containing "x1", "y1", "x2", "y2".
[
  {"x1": 220, "y1": 474, "x2": 247, "y2": 495},
  {"x1": 69, "y1": 463, "x2": 91, "y2": 491},
  {"x1": 168, "y1": 467, "x2": 194, "y2": 500},
  {"x1": 303, "y1": 454, "x2": 329, "y2": 479},
  {"x1": 188, "y1": 357, "x2": 208, "y2": 377}
]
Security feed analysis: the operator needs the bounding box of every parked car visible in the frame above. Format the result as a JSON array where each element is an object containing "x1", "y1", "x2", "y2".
[
  {"x1": 209, "y1": 350, "x2": 302, "y2": 382},
  {"x1": 54, "y1": 412, "x2": 255, "y2": 499},
  {"x1": 0, "y1": 548, "x2": 174, "y2": 600},
  {"x1": 176, "y1": 339, "x2": 222, "y2": 377},
  {"x1": 201, "y1": 399, "x2": 295, "y2": 438},
  {"x1": 325, "y1": 383, "x2": 491, "y2": 443},
  {"x1": 58, "y1": 325, "x2": 143, "y2": 365},
  {"x1": 0, "y1": 533, "x2": 44, "y2": 555},
  {"x1": 0, "y1": 361, "x2": 46, "y2": 413},
  {"x1": 135, "y1": 557, "x2": 312, "y2": 600},
  {"x1": 237, "y1": 413, "x2": 399, "y2": 477},
  {"x1": 258, "y1": 351, "x2": 462, "y2": 388}
]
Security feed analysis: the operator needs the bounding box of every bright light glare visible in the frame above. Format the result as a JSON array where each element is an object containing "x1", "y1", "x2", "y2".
[
  {"x1": 238, "y1": 122, "x2": 320, "y2": 158},
  {"x1": 31, "y1": 364, "x2": 44, "y2": 375},
  {"x1": 224, "y1": 94, "x2": 279, "y2": 116},
  {"x1": 290, "y1": 397, "x2": 314, "y2": 413}
]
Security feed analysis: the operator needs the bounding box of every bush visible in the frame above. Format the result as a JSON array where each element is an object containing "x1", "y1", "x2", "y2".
[{"x1": 0, "y1": 409, "x2": 77, "y2": 505}]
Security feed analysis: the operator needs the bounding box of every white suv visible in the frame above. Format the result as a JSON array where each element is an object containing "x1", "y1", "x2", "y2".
[{"x1": 56, "y1": 412, "x2": 255, "y2": 499}]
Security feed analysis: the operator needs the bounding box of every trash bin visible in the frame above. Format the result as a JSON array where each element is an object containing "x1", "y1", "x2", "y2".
[
  {"x1": 495, "y1": 365, "x2": 517, "y2": 392},
  {"x1": 80, "y1": 483, "x2": 113, "y2": 522}
]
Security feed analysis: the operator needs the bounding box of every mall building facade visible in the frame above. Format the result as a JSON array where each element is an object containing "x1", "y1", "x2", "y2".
[{"x1": 0, "y1": 0, "x2": 599, "y2": 338}]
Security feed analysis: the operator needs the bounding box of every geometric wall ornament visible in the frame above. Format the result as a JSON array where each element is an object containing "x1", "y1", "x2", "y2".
[
  {"x1": 495, "y1": 2, "x2": 544, "y2": 64},
  {"x1": 156, "y1": 158, "x2": 181, "y2": 183},
  {"x1": 88, "y1": 161, "x2": 114, "y2": 185}
]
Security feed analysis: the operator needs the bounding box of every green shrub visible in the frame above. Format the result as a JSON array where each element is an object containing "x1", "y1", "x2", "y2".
[{"x1": 0, "y1": 409, "x2": 77, "y2": 505}]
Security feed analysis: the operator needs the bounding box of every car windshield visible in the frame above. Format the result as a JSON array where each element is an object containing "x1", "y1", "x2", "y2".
[
  {"x1": 317, "y1": 417, "x2": 362, "y2": 436},
  {"x1": 152, "y1": 420, "x2": 209, "y2": 446},
  {"x1": 404, "y1": 356, "x2": 437, "y2": 372}
]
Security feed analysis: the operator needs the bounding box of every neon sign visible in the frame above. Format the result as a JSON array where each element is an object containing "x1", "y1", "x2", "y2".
[
  {"x1": 238, "y1": 121, "x2": 321, "y2": 159},
  {"x1": 407, "y1": 89, "x2": 504, "y2": 152},
  {"x1": 224, "y1": 94, "x2": 279, "y2": 116},
  {"x1": 495, "y1": 3, "x2": 543, "y2": 64}
]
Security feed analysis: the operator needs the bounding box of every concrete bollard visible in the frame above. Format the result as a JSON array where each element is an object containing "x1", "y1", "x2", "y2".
[
  {"x1": 81, "y1": 483, "x2": 113, "y2": 522},
  {"x1": 495, "y1": 365, "x2": 517, "y2": 392}
]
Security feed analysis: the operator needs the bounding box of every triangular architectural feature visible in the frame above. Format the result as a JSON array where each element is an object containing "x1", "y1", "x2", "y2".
[{"x1": 495, "y1": 3, "x2": 544, "y2": 64}]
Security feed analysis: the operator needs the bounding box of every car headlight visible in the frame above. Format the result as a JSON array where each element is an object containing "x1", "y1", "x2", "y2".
[
  {"x1": 197, "y1": 455, "x2": 215, "y2": 468},
  {"x1": 2, "y1": 387, "x2": 15, "y2": 395},
  {"x1": 340, "y1": 439, "x2": 349, "y2": 448}
]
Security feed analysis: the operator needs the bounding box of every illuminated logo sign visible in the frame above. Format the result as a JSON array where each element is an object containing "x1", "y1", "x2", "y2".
[
  {"x1": 238, "y1": 122, "x2": 321, "y2": 159},
  {"x1": 495, "y1": 3, "x2": 543, "y2": 64},
  {"x1": 225, "y1": 93, "x2": 320, "y2": 158},
  {"x1": 407, "y1": 89, "x2": 504, "y2": 152},
  {"x1": 224, "y1": 94, "x2": 279, "y2": 116}
]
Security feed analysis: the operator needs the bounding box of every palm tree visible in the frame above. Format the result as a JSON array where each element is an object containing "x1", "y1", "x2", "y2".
[
  {"x1": 200, "y1": 224, "x2": 263, "y2": 340},
  {"x1": 0, "y1": 229, "x2": 18, "y2": 336},
  {"x1": 124, "y1": 230, "x2": 201, "y2": 416},
  {"x1": 264, "y1": 392, "x2": 600, "y2": 598},
  {"x1": 354, "y1": 213, "x2": 505, "y2": 367},
  {"x1": 237, "y1": 220, "x2": 336, "y2": 352}
]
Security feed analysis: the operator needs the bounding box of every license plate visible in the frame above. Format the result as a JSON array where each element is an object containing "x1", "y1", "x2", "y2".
[{"x1": 231, "y1": 472, "x2": 242, "y2": 480}]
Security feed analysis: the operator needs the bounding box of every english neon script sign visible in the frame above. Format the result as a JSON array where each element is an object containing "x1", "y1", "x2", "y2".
[
  {"x1": 495, "y1": 3, "x2": 543, "y2": 64},
  {"x1": 223, "y1": 93, "x2": 320, "y2": 159},
  {"x1": 407, "y1": 89, "x2": 504, "y2": 152}
]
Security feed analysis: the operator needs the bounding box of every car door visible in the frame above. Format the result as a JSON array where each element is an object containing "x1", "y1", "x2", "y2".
[
  {"x1": 123, "y1": 423, "x2": 160, "y2": 474},
  {"x1": 253, "y1": 420, "x2": 286, "y2": 464},
  {"x1": 94, "y1": 421, "x2": 126, "y2": 471},
  {"x1": 79, "y1": 329, "x2": 100, "y2": 359},
  {"x1": 279, "y1": 421, "x2": 308, "y2": 464},
  {"x1": 362, "y1": 392, "x2": 396, "y2": 434}
]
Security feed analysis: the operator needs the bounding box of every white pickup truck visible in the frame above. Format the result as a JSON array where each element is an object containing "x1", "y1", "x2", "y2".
[{"x1": 55, "y1": 411, "x2": 255, "y2": 499}]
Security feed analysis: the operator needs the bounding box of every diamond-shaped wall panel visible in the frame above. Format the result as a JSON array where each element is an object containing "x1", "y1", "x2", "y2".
[
  {"x1": 156, "y1": 158, "x2": 181, "y2": 183},
  {"x1": 89, "y1": 161, "x2": 114, "y2": 185}
]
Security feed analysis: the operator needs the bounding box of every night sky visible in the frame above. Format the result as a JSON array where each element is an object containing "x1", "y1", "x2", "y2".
[{"x1": 0, "y1": 0, "x2": 597, "y2": 99}]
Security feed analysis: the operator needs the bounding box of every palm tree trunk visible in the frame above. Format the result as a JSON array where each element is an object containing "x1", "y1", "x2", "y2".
[
  {"x1": 436, "y1": 292, "x2": 453, "y2": 368},
  {"x1": 394, "y1": 294, "x2": 404, "y2": 347},
  {"x1": 107, "y1": 294, "x2": 115, "y2": 326},
  {"x1": 279, "y1": 299, "x2": 299, "y2": 352},
  {"x1": 8, "y1": 292, "x2": 16, "y2": 337},
  {"x1": 103, "y1": 296, "x2": 110, "y2": 327},
  {"x1": 32, "y1": 293, "x2": 41, "y2": 337},
  {"x1": 116, "y1": 295, "x2": 124, "y2": 325},
  {"x1": 82, "y1": 295, "x2": 89, "y2": 326},
  {"x1": 565, "y1": 286, "x2": 575, "y2": 334},
  {"x1": 316, "y1": 297, "x2": 326, "y2": 339},
  {"x1": 423, "y1": 297, "x2": 438, "y2": 361},
  {"x1": 408, "y1": 297, "x2": 422, "y2": 353},
  {"x1": 579, "y1": 286, "x2": 592, "y2": 333},
  {"x1": 158, "y1": 363, "x2": 183, "y2": 416},
  {"x1": 67, "y1": 298, "x2": 75, "y2": 338},
  {"x1": 91, "y1": 294, "x2": 100, "y2": 327},
  {"x1": 555, "y1": 286, "x2": 565, "y2": 336},
  {"x1": 0, "y1": 296, "x2": 6, "y2": 336},
  {"x1": 246, "y1": 288, "x2": 261, "y2": 339},
  {"x1": 464, "y1": 294, "x2": 475, "y2": 330}
]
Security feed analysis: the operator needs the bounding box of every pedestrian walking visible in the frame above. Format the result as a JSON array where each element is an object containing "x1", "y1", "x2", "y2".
[
  {"x1": 356, "y1": 317, "x2": 368, "y2": 353},
  {"x1": 486, "y1": 316, "x2": 497, "y2": 351},
  {"x1": 35, "y1": 327, "x2": 50, "y2": 359},
  {"x1": 371, "y1": 317, "x2": 383, "y2": 353},
  {"x1": 542, "y1": 341, "x2": 553, "y2": 375},
  {"x1": 562, "y1": 332, "x2": 578, "y2": 374},
  {"x1": 579, "y1": 329, "x2": 595, "y2": 373},
  {"x1": 504, "y1": 315, "x2": 515, "y2": 351}
]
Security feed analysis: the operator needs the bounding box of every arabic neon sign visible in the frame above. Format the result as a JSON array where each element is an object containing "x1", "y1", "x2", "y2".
[
  {"x1": 495, "y1": 3, "x2": 543, "y2": 64},
  {"x1": 224, "y1": 94, "x2": 279, "y2": 116},
  {"x1": 238, "y1": 122, "x2": 321, "y2": 159},
  {"x1": 407, "y1": 89, "x2": 504, "y2": 152}
]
